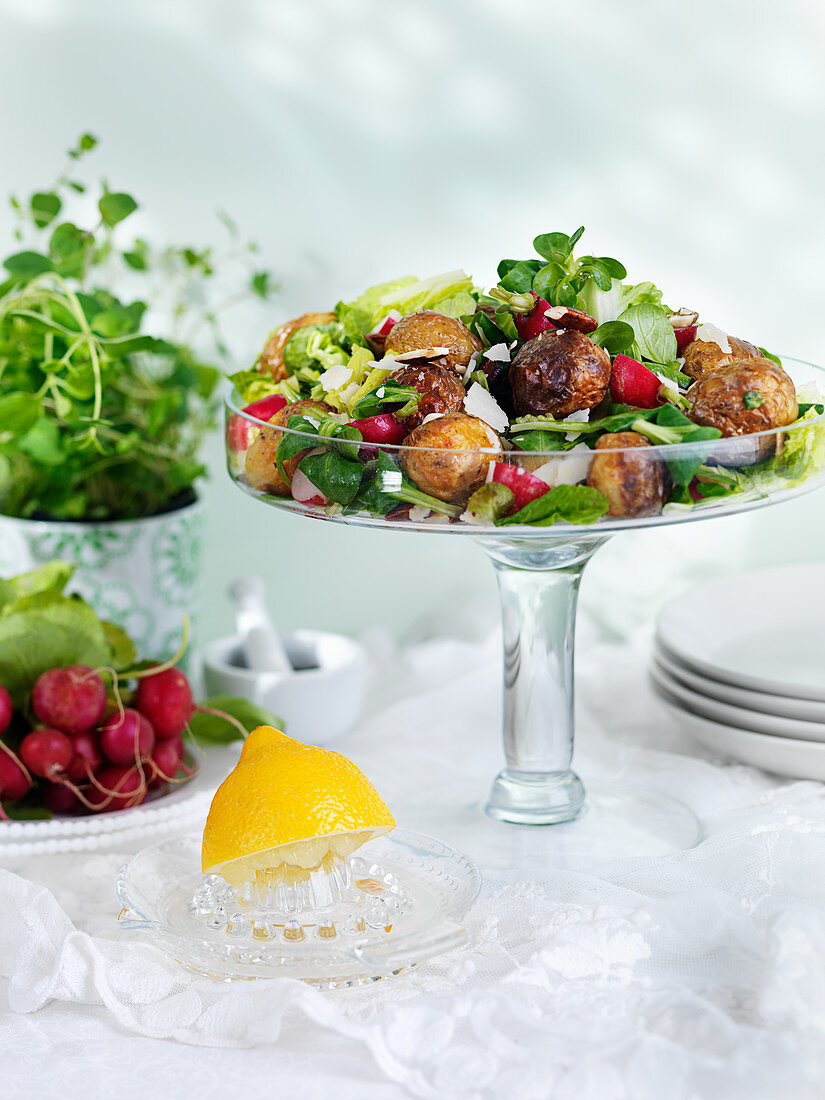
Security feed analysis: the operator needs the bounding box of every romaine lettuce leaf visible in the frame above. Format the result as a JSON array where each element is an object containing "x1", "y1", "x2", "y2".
[{"x1": 337, "y1": 271, "x2": 478, "y2": 341}]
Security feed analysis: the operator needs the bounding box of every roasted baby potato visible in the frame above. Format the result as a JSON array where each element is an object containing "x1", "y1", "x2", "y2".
[
  {"x1": 586, "y1": 431, "x2": 666, "y2": 518},
  {"x1": 688, "y1": 357, "x2": 798, "y2": 465},
  {"x1": 688, "y1": 358, "x2": 798, "y2": 436},
  {"x1": 257, "y1": 312, "x2": 337, "y2": 382},
  {"x1": 385, "y1": 310, "x2": 482, "y2": 373},
  {"x1": 389, "y1": 364, "x2": 466, "y2": 431},
  {"x1": 245, "y1": 398, "x2": 334, "y2": 496},
  {"x1": 682, "y1": 333, "x2": 761, "y2": 382},
  {"x1": 400, "y1": 413, "x2": 501, "y2": 503},
  {"x1": 510, "y1": 330, "x2": 612, "y2": 418}
]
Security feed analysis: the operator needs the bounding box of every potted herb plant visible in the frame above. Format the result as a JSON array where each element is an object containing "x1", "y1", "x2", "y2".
[{"x1": 0, "y1": 134, "x2": 275, "y2": 658}]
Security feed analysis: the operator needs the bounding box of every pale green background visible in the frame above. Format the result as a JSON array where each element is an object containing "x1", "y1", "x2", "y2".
[{"x1": 1, "y1": 0, "x2": 823, "y2": 645}]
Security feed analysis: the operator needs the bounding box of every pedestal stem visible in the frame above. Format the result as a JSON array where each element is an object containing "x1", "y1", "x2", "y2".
[{"x1": 485, "y1": 540, "x2": 602, "y2": 824}]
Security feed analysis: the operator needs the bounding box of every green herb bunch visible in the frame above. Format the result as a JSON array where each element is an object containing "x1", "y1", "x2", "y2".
[{"x1": 0, "y1": 134, "x2": 276, "y2": 520}]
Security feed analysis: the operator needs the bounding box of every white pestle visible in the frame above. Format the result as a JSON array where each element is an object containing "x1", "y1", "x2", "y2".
[{"x1": 229, "y1": 576, "x2": 294, "y2": 674}]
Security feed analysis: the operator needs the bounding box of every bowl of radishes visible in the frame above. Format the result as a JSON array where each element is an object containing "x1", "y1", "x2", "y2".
[
  {"x1": 0, "y1": 662, "x2": 236, "y2": 820},
  {"x1": 0, "y1": 563, "x2": 280, "y2": 824}
]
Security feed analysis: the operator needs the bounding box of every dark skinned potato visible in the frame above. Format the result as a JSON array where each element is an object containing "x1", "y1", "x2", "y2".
[
  {"x1": 257, "y1": 312, "x2": 337, "y2": 382},
  {"x1": 389, "y1": 364, "x2": 466, "y2": 431},
  {"x1": 245, "y1": 398, "x2": 334, "y2": 496},
  {"x1": 385, "y1": 310, "x2": 482, "y2": 374},
  {"x1": 688, "y1": 358, "x2": 798, "y2": 465},
  {"x1": 510, "y1": 330, "x2": 612, "y2": 418},
  {"x1": 682, "y1": 333, "x2": 761, "y2": 382},
  {"x1": 400, "y1": 413, "x2": 501, "y2": 503},
  {"x1": 587, "y1": 432, "x2": 666, "y2": 518}
]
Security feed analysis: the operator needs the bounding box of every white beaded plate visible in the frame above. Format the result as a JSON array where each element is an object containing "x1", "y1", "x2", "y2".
[{"x1": 0, "y1": 743, "x2": 240, "y2": 855}]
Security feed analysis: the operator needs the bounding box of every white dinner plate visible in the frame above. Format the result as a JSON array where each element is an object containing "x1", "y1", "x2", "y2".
[
  {"x1": 651, "y1": 679, "x2": 825, "y2": 781},
  {"x1": 655, "y1": 564, "x2": 825, "y2": 701},
  {"x1": 649, "y1": 661, "x2": 825, "y2": 743},
  {"x1": 653, "y1": 645, "x2": 825, "y2": 723}
]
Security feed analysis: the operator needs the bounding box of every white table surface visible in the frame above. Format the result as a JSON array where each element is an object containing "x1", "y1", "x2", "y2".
[{"x1": 3, "y1": 617, "x2": 825, "y2": 1100}]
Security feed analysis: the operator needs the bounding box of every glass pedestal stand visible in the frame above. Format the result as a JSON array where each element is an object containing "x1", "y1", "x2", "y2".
[{"x1": 396, "y1": 531, "x2": 703, "y2": 871}]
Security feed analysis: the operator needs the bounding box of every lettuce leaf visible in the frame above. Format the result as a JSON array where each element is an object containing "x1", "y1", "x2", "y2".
[{"x1": 337, "y1": 270, "x2": 478, "y2": 341}]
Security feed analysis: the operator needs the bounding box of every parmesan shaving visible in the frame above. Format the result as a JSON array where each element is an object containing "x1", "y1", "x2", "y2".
[{"x1": 695, "y1": 324, "x2": 731, "y2": 354}]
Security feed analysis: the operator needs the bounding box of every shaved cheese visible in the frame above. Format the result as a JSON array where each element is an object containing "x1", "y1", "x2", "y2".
[
  {"x1": 484, "y1": 343, "x2": 511, "y2": 363},
  {"x1": 464, "y1": 382, "x2": 509, "y2": 434},
  {"x1": 421, "y1": 412, "x2": 446, "y2": 426},
  {"x1": 462, "y1": 351, "x2": 480, "y2": 384},
  {"x1": 531, "y1": 443, "x2": 593, "y2": 487},
  {"x1": 409, "y1": 505, "x2": 432, "y2": 522},
  {"x1": 695, "y1": 324, "x2": 731, "y2": 354},
  {"x1": 562, "y1": 408, "x2": 590, "y2": 442},
  {"x1": 318, "y1": 364, "x2": 352, "y2": 391}
]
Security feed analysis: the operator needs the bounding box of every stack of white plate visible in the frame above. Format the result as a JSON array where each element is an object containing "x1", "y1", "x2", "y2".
[{"x1": 651, "y1": 564, "x2": 825, "y2": 780}]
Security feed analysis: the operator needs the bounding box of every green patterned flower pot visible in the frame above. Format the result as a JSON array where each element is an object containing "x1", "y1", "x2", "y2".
[{"x1": 0, "y1": 501, "x2": 204, "y2": 663}]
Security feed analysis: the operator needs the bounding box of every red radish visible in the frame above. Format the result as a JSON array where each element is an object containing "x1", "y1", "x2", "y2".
[
  {"x1": 490, "y1": 463, "x2": 550, "y2": 511},
  {"x1": 675, "y1": 324, "x2": 697, "y2": 354},
  {"x1": 31, "y1": 665, "x2": 107, "y2": 736},
  {"x1": 609, "y1": 354, "x2": 663, "y2": 408},
  {"x1": 99, "y1": 709, "x2": 155, "y2": 766},
  {"x1": 366, "y1": 311, "x2": 401, "y2": 351},
  {"x1": 350, "y1": 413, "x2": 406, "y2": 445},
  {"x1": 290, "y1": 468, "x2": 328, "y2": 507},
  {"x1": 135, "y1": 668, "x2": 194, "y2": 740},
  {"x1": 148, "y1": 738, "x2": 184, "y2": 788},
  {"x1": 86, "y1": 765, "x2": 147, "y2": 812},
  {"x1": 0, "y1": 749, "x2": 30, "y2": 807},
  {"x1": 349, "y1": 412, "x2": 407, "y2": 458},
  {"x1": 43, "y1": 782, "x2": 83, "y2": 815},
  {"x1": 229, "y1": 394, "x2": 288, "y2": 451},
  {"x1": 20, "y1": 728, "x2": 73, "y2": 779},
  {"x1": 65, "y1": 730, "x2": 103, "y2": 782},
  {"x1": 514, "y1": 297, "x2": 556, "y2": 342},
  {"x1": 0, "y1": 685, "x2": 12, "y2": 734}
]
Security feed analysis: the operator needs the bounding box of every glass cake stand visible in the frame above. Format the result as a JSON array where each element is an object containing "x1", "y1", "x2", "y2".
[{"x1": 224, "y1": 357, "x2": 825, "y2": 866}]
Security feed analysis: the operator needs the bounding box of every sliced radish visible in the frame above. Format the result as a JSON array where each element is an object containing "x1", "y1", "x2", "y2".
[
  {"x1": 291, "y1": 468, "x2": 328, "y2": 506},
  {"x1": 674, "y1": 325, "x2": 698, "y2": 354},
  {"x1": 514, "y1": 297, "x2": 556, "y2": 342},
  {"x1": 490, "y1": 462, "x2": 550, "y2": 511},
  {"x1": 609, "y1": 354, "x2": 663, "y2": 408},
  {"x1": 229, "y1": 395, "x2": 288, "y2": 452},
  {"x1": 367, "y1": 310, "x2": 401, "y2": 341}
]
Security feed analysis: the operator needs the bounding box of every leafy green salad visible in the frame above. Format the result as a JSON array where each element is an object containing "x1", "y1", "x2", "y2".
[{"x1": 227, "y1": 228, "x2": 825, "y2": 528}]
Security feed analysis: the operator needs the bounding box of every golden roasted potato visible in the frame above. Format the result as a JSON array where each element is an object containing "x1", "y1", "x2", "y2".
[
  {"x1": 257, "y1": 312, "x2": 337, "y2": 382},
  {"x1": 510, "y1": 330, "x2": 611, "y2": 418},
  {"x1": 400, "y1": 413, "x2": 501, "y2": 503},
  {"x1": 687, "y1": 358, "x2": 798, "y2": 465},
  {"x1": 389, "y1": 364, "x2": 466, "y2": 431},
  {"x1": 688, "y1": 358, "x2": 798, "y2": 436},
  {"x1": 587, "y1": 432, "x2": 666, "y2": 518},
  {"x1": 385, "y1": 310, "x2": 482, "y2": 373},
  {"x1": 682, "y1": 333, "x2": 760, "y2": 382},
  {"x1": 245, "y1": 398, "x2": 334, "y2": 496}
]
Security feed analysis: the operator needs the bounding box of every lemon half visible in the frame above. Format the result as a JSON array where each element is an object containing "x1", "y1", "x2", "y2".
[{"x1": 201, "y1": 726, "x2": 395, "y2": 889}]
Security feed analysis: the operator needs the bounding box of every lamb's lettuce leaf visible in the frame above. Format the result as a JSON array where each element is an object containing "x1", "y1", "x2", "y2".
[{"x1": 496, "y1": 484, "x2": 609, "y2": 527}]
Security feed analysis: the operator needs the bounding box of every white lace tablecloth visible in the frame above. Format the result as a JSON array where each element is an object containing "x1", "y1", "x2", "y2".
[{"x1": 3, "y1": 617, "x2": 825, "y2": 1099}]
